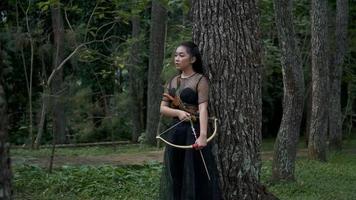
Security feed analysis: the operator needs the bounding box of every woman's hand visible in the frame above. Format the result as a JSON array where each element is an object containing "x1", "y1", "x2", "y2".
[
  {"x1": 194, "y1": 135, "x2": 207, "y2": 150},
  {"x1": 177, "y1": 110, "x2": 191, "y2": 121}
]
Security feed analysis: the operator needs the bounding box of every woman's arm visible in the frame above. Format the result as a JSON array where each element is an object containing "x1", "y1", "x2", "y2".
[
  {"x1": 195, "y1": 101, "x2": 208, "y2": 149},
  {"x1": 160, "y1": 101, "x2": 191, "y2": 121}
]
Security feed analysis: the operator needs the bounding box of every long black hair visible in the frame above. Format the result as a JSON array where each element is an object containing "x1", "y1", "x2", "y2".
[{"x1": 179, "y1": 41, "x2": 204, "y2": 74}]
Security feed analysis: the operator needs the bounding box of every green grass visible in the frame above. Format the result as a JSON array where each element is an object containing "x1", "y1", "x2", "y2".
[
  {"x1": 261, "y1": 152, "x2": 356, "y2": 200},
  {"x1": 14, "y1": 163, "x2": 161, "y2": 200},
  {"x1": 261, "y1": 137, "x2": 312, "y2": 152},
  {"x1": 343, "y1": 138, "x2": 356, "y2": 149},
  {"x1": 11, "y1": 144, "x2": 160, "y2": 157},
  {"x1": 13, "y1": 151, "x2": 356, "y2": 200},
  {"x1": 12, "y1": 139, "x2": 356, "y2": 199}
]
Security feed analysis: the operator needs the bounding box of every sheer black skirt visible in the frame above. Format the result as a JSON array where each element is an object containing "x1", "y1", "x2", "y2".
[{"x1": 159, "y1": 119, "x2": 221, "y2": 200}]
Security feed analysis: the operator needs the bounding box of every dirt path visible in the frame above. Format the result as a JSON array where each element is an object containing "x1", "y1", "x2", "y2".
[
  {"x1": 12, "y1": 150, "x2": 165, "y2": 167},
  {"x1": 11, "y1": 150, "x2": 300, "y2": 167}
]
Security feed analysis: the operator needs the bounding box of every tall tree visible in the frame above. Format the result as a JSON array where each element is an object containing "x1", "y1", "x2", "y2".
[
  {"x1": 51, "y1": 0, "x2": 67, "y2": 144},
  {"x1": 309, "y1": 0, "x2": 329, "y2": 161},
  {"x1": 145, "y1": 0, "x2": 167, "y2": 145},
  {"x1": 128, "y1": 15, "x2": 145, "y2": 142},
  {"x1": 193, "y1": 1, "x2": 276, "y2": 199},
  {"x1": 328, "y1": 0, "x2": 348, "y2": 150},
  {"x1": 0, "y1": 43, "x2": 12, "y2": 200},
  {"x1": 271, "y1": 0, "x2": 305, "y2": 181}
]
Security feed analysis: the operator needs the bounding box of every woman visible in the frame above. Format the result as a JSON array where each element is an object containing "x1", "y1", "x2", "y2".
[{"x1": 159, "y1": 41, "x2": 221, "y2": 200}]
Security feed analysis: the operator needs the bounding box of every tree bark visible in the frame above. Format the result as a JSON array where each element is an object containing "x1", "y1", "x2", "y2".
[
  {"x1": 308, "y1": 0, "x2": 329, "y2": 161},
  {"x1": 271, "y1": 0, "x2": 305, "y2": 181},
  {"x1": 304, "y1": 83, "x2": 312, "y2": 147},
  {"x1": 193, "y1": 1, "x2": 277, "y2": 199},
  {"x1": 145, "y1": 0, "x2": 167, "y2": 145},
  {"x1": 328, "y1": 0, "x2": 348, "y2": 151},
  {"x1": 34, "y1": 53, "x2": 50, "y2": 149},
  {"x1": 128, "y1": 15, "x2": 144, "y2": 142},
  {"x1": 0, "y1": 45, "x2": 12, "y2": 199},
  {"x1": 51, "y1": 1, "x2": 67, "y2": 144}
]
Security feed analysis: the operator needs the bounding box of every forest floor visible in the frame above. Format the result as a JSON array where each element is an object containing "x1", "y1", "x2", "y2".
[
  {"x1": 11, "y1": 140, "x2": 356, "y2": 167},
  {"x1": 12, "y1": 149, "x2": 164, "y2": 167},
  {"x1": 12, "y1": 139, "x2": 356, "y2": 200}
]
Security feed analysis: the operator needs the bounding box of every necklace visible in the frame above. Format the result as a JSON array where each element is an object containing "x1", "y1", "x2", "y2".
[{"x1": 180, "y1": 72, "x2": 196, "y2": 79}]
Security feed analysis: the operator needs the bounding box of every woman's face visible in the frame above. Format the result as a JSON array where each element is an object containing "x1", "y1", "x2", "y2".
[{"x1": 174, "y1": 46, "x2": 194, "y2": 71}]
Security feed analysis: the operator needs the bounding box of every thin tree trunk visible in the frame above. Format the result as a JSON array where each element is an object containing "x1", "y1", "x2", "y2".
[
  {"x1": 309, "y1": 0, "x2": 329, "y2": 161},
  {"x1": 328, "y1": 0, "x2": 348, "y2": 151},
  {"x1": 128, "y1": 15, "x2": 144, "y2": 142},
  {"x1": 0, "y1": 44, "x2": 12, "y2": 198},
  {"x1": 193, "y1": 1, "x2": 277, "y2": 199},
  {"x1": 342, "y1": 83, "x2": 354, "y2": 138},
  {"x1": 18, "y1": 1, "x2": 35, "y2": 148},
  {"x1": 145, "y1": 0, "x2": 167, "y2": 145},
  {"x1": 271, "y1": 0, "x2": 305, "y2": 181},
  {"x1": 51, "y1": 0, "x2": 66, "y2": 144},
  {"x1": 48, "y1": 126, "x2": 56, "y2": 173},
  {"x1": 34, "y1": 88, "x2": 49, "y2": 149},
  {"x1": 34, "y1": 53, "x2": 50, "y2": 149},
  {"x1": 25, "y1": 1, "x2": 35, "y2": 149}
]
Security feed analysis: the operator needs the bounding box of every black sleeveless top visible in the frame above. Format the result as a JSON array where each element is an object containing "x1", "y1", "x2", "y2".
[{"x1": 162, "y1": 73, "x2": 209, "y2": 107}]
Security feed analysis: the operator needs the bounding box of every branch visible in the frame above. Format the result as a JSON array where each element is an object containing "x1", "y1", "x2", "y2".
[
  {"x1": 96, "y1": 21, "x2": 117, "y2": 37},
  {"x1": 84, "y1": 1, "x2": 99, "y2": 42},
  {"x1": 64, "y1": 8, "x2": 74, "y2": 32},
  {"x1": 47, "y1": 35, "x2": 123, "y2": 86}
]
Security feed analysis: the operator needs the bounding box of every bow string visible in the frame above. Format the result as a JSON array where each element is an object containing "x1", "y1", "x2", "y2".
[{"x1": 156, "y1": 117, "x2": 218, "y2": 149}]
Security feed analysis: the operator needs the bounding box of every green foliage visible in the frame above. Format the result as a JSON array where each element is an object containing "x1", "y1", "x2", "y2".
[
  {"x1": 14, "y1": 164, "x2": 161, "y2": 200},
  {"x1": 2, "y1": 0, "x2": 356, "y2": 145},
  {"x1": 63, "y1": 76, "x2": 133, "y2": 143},
  {"x1": 261, "y1": 153, "x2": 356, "y2": 200},
  {"x1": 161, "y1": 0, "x2": 192, "y2": 83}
]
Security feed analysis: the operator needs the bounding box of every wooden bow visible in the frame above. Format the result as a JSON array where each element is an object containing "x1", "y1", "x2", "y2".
[{"x1": 156, "y1": 117, "x2": 218, "y2": 149}]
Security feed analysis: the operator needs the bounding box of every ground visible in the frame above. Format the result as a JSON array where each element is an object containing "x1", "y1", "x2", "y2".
[
  {"x1": 11, "y1": 139, "x2": 356, "y2": 167},
  {"x1": 10, "y1": 140, "x2": 356, "y2": 200},
  {"x1": 12, "y1": 147, "x2": 312, "y2": 167},
  {"x1": 13, "y1": 149, "x2": 164, "y2": 167}
]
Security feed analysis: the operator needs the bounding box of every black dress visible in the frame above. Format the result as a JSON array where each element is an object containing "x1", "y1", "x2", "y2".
[{"x1": 159, "y1": 73, "x2": 221, "y2": 200}]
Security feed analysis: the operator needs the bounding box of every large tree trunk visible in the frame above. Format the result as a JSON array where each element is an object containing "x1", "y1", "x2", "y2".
[
  {"x1": 0, "y1": 86, "x2": 11, "y2": 200},
  {"x1": 0, "y1": 43, "x2": 12, "y2": 199},
  {"x1": 193, "y1": 1, "x2": 276, "y2": 199},
  {"x1": 128, "y1": 15, "x2": 144, "y2": 142},
  {"x1": 271, "y1": 0, "x2": 305, "y2": 181},
  {"x1": 145, "y1": 0, "x2": 167, "y2": 145},
  {"x1": 51, "y1": 1, "x2": 67, "y2": 144},
  {"x1": 308, "y1": 0, "x2": 329, "y2": 161},
  {"x1": 328, "y1": 0, "x2": 348, "y2": 151}
]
